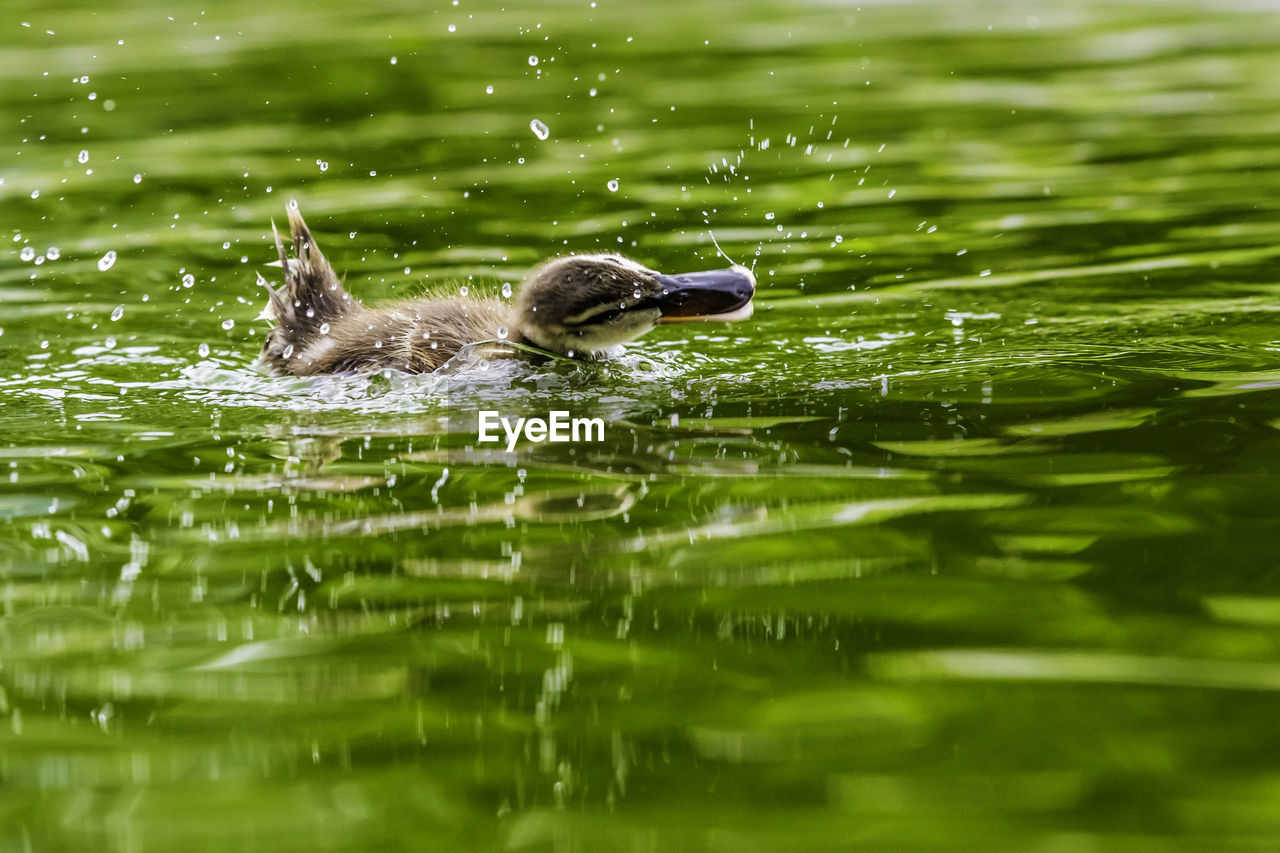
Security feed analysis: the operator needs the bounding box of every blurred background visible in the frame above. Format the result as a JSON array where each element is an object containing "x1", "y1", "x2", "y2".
[{"x1": 5, "y1": 0, "x2": 1280, "y2": 850}]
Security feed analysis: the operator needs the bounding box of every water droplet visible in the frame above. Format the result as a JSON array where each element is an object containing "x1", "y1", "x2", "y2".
[
  {"x1": 197, "y1": 342, "x2": 210, "y2": 357},
  {"x1": 133, "y1": 173, "x2": 142, "y2": 183},
  {"x1": 77, "y1": 149, "x2": 89, "y2": 164},
  {"x1": 497, "y1": 325, "x2": 508, "y2": 339},
  {"x1": 221, "y1": 319, "x2": 235, "y2": 330},
  {"x1": 110, "y1": 305, "x2": 124, "y2": 321},
  {"x1": 93, "y1": 703, "x2": 115, "y2": 734},
  {"x1": 45, "y1": 247, "x2": 60, "y2": 260},
  {"x1": 19, "y1": 247, "x2": 35, "y2": 262},
  {"x1": 374, "y1": 340, "x2": 383, "y2": 349},
  {"x1": 447, "y1": 24, "x2": 456, "y2": 32},
  {"x1": 607, "y1": 179, "x2": 619, "y2": 192},
  {"x1": 317, "y1": 160, "x2": 329, "y2": 172},
  {"x1": 530, "y1": 119, "x2": 550, "y2": 140},
  {"x1": 282, "y1": 344, "x2": 294, "y2": 358},
  {"x1": 30, "y1": 190, "x2": 39, "y2": 199},
  {"x1": 485, "y1": 84, "x2": 494, "y2": 94},
  {"x1": 764, "y1": 212, "x2": 775, "y2": 221},
  {"x1": 501, "y1": 282, "x2": 513, "y2": 299},
  {"x1": 459, "y1": 285, "x2": 469, "y2": 296},
  {"x1": 98, "y1": 250, "x2": 117, "y2": 271},
  {"x1": 181, "y1": 273, "x2": 195, "y2": 288},
  {"x1": 319, "y1": 322, "x2": 331, "y2": 334},
  {"x1": 528, "y1": 55, "x2": 539, "y2": 66},
  {"x1": 633, "y1": 288, "x2": 642, "y2": 298}
]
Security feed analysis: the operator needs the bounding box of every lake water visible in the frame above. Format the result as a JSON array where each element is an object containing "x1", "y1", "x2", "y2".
[{"x1": 5, "y1": 0, "x2": 1280, "y2": 849}]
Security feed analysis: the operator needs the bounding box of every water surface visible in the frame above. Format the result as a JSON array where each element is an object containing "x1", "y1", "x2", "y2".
[{"x1": 5, "y1": 1, "x2": 1280, "y2": 849}]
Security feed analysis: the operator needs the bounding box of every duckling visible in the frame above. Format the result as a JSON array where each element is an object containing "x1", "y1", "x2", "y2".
[{"x1": 257, "y1": 204, "x2": 755, "y2": 375}]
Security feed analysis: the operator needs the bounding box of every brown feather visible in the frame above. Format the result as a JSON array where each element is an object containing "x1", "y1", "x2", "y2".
[{"x1": 256, "y1": 203, "x2": 753, "y2": 375}]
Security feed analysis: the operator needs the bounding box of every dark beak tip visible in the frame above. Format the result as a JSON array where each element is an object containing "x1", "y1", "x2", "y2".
[{"x1": 653, "y1": 266, "x2": 756, "y2": 321}]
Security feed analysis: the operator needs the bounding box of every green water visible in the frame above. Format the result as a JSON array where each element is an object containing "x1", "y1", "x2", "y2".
[{"x1": 5, "y1": 0, "x2": 1280, "y2": 849}]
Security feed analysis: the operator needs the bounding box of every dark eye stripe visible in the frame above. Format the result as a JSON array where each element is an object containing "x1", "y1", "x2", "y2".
[{"x1": 563, "y1": 306, "x2": 625, "y2": 327}]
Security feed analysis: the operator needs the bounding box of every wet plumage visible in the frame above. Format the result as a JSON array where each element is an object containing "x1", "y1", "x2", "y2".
[{"x1": 257, "y1": 203, "x2": 755, "y2": 376}]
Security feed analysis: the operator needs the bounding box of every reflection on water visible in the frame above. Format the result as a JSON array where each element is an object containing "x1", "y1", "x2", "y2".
[{"x1": 5, "y1": 0, "x2": 1280, "y2": 849}]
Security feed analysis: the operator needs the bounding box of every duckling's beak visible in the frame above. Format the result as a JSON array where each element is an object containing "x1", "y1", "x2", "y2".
[{"x1": 652, "y1": 264, "x2": 755, "y2": 323}]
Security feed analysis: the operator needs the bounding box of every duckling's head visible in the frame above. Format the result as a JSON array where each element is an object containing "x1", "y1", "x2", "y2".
[{"x1": 514, "y1": 253, "x2": 755, "y2": 357}]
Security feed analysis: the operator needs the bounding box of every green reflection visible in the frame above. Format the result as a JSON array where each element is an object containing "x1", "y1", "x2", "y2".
[{"x1": 5, "y1": 0, "x2": 1280, "y2": 850}]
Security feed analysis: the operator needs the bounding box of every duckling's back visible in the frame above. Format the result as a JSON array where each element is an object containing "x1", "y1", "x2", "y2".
[
  {"x1": 259, "y1": 206, "x2": 511, "y2": 375},
  {"x1": 296, "y1": 297, "x2": 510, "y2": 375}
]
